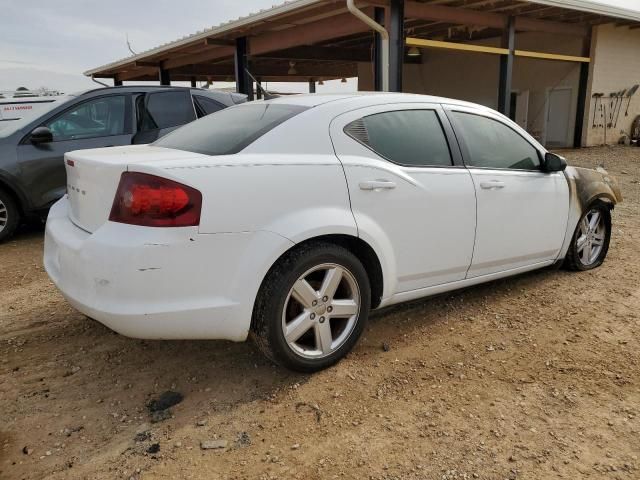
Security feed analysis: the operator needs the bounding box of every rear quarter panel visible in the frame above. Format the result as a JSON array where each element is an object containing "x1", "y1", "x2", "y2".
[
  {"x1": 127, "y1": 153, "x2": 357, "y2": 331},
  {"x1": 145, "y1": 153, "x2": 357, "y2": 239}
]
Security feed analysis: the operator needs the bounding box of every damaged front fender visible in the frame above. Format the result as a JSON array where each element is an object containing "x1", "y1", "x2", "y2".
[
  {"x1": 557, "y1": 166, "x2": 622, "y2": 261},
  {"x1": 565, "y1": 166, "x2": 623, "y2": 209}
]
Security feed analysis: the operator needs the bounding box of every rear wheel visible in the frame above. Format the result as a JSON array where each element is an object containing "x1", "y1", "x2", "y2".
[
  {"x1": 0, "y1": 188, "x2": 20, "y2": 243},
  {"x1": 251, "y1": 242, "x2": 371, "y2": 372},
  {"x1": 565, "y1": 202, "x2": 611, "y2": 271}
]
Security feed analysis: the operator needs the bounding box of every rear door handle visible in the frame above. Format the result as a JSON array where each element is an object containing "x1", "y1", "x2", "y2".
[
  {"x1": 359, "y1": 180, "x2": 397, "y2": 191},
  {"x1": 479, "y1": 180, "x2": 506, "y2": 190}
]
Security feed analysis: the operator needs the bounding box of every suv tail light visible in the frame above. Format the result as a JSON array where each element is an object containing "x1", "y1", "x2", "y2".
[{"x1": 109, "y1": 172, "x2": 202, "y2": 227}]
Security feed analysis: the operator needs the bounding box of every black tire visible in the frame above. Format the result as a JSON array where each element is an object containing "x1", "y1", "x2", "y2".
[
  {"x1": 251, "y1": 241, "x2": 371, "y2": 372},
  {"x1": 0, "y1": 188, "x2": 20, "y2": 243},
  {"x1": 564, "y1": 201, "x2": 611, "y2": 271}
]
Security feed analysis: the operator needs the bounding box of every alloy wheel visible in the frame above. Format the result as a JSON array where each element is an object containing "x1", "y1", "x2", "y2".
[
  {"x1": 576, "y1": 208, "x2": 607, "y2": 266},
  {"x1": 281, "y1": 263, "x2": 361, "y2": 359},
  {"x1": 0, "y1": 198, "x2": 7, "y2": 234}
]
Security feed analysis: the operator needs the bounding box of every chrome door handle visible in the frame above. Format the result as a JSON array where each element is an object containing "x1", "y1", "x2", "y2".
[
  {"x1": 479, "y1": 181, "x2": 506, "y2": 190},
  {"x1": 359, "y1": 180, "x2": 397, "y2": 191}
]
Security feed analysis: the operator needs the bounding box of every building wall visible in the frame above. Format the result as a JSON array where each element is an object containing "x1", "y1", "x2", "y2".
[{"x1": 585, "y1": 24, "x2": 640, "y2": 146}]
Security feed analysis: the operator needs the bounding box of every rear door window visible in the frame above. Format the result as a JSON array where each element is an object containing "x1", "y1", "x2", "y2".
[
  {"x1": 344, "y1": 110, "x2": 452, "y2": 167},
  {"x1": 138, "y1": 91, "x2": 196, "y2": 131},
  {"x1": 155, "y1": 103, "x2": 308, "y2": 155},
  {"x1": 193, "y1": 95, "x2": 225, "y2": 118}
]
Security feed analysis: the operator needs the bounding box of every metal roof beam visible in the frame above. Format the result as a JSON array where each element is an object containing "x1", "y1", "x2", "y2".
[
  {"x1": 255, "y1": 46, "x2": 371, "y2": 62},
  {"x1": 169, "y1": 63, "x2": 358, "y2": 78},
  {"x1": 249, "y1": 11, "x2": 373, "y2": 56},
  {"x1": 516, "y1": 16, "x2": 589, "y2": 36},
  {"x1": 204, "y1": 38, "x2": 235, "y2": 46},
  {"x1": 404, "y1": 1, "x2": 589, "y2": 36},
  {"x1": 162, "y1": 46, "x2": 235, "y2": 70},
  {"x1": 116, "y1": 67, "x2": 158, "y2": 81},
  {"x1": 405, "y1": 1, "x2": 507, "y2": 29}
]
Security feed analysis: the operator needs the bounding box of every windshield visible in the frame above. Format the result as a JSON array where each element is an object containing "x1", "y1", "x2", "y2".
[
  {"x1": 154, "y1": 103, "x2": 308, "y2": 156},
  {"x1": 0, "y1": 95, "x2": 75, "y2": 137}
]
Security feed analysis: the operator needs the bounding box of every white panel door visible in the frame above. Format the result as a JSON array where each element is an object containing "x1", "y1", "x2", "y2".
[
  {"x1": 330, "y1": 104, "x2": 477, "y2": 294},
  {"x1": 546, "y1": 88, "x2": 572, "y2": 148},
  {"x1": 515, "y1": 90, "x2": 529, "y2": 130}
]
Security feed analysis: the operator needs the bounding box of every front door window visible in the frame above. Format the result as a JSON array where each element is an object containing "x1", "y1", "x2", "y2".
[{"x1": 46, "y1": 96, "x2": 126, "y2": 141}]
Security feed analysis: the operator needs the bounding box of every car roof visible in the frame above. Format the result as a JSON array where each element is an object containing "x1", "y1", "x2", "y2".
[
  {"x1": 77, "y1": 85, "x2": 237, "y2": 97},
  {"x1": 262, "y1": 92, "x2": 492, "y2": 112}
]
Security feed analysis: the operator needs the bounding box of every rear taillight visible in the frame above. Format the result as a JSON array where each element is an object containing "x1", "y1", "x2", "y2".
[{"x1": 109, "y1": 172, "x2": 202, "y2": 227}]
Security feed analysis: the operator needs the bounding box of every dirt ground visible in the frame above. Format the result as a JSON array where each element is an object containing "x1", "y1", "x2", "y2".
[{"x1": 1, "y1": 146, "x2": 639, "y2": 480}]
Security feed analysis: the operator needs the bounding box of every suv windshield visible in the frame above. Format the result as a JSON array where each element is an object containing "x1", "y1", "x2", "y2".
[{"x1": 154, "y1": 103, "x2": 308, "y2": 155}]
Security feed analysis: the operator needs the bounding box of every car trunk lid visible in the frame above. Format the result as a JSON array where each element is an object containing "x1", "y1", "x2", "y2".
[{"x1": 64, "y1": 145, "x2": 205, "y2": 233}]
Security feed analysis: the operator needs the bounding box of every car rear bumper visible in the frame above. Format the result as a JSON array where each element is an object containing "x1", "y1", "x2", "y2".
[{"x1": 44, "y1": 197, "x2": 293, "y2": 341}]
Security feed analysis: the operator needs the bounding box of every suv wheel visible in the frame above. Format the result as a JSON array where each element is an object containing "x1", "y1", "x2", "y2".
[{"x1": 0, "y1": 188, "x2": 20, "y2": 243}]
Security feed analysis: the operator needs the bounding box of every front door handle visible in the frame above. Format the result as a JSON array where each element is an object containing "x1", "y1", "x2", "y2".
[
  {"x1": 359, "y1": 180, "x2": 397, "y2": 191},
  {"x1": 479, "y1": 180, "x2": 506, "y2": 190}
]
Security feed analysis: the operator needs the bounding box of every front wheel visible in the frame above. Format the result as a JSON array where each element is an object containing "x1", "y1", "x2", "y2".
[
  {"x1": 565, "y1": 202, "x2": 611, "y2": 271},
  {"x1": 251, "y1": 242, "x2": 371, "y2": 372}
]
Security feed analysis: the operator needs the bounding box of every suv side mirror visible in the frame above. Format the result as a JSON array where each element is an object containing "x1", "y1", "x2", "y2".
[
  {"x1": 30, "y1": 126, "x2": 53, "y2": 144},
  {"x1": 543, "y1": 152, "x2": 567, "y2": 172}
]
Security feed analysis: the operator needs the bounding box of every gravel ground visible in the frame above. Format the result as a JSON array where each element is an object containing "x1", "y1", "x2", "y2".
[{"x1": 0, "y1": 146, "x2": 638, "y2": 480}]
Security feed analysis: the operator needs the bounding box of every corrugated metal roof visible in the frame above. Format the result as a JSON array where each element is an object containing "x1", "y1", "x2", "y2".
[
  {"x1": 529, "y1": 0, "x2": 640, "y2": 22},
  {"x1": 85, "y1": 0, "x2": 640, "y2": 77},
  {"x1": 84, "y1": 0, "x2": 324, "y2": 76}
]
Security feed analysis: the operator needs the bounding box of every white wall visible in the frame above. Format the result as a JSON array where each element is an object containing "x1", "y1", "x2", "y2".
[{"x1": 585, "y1": 24, "x2": 640, "y2": 146}]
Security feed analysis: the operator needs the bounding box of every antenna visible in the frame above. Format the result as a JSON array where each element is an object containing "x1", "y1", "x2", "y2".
[
  {"x1": 126, "y1": 33, "x2": 137, "y2": 56},
  {"x1": 244, "y1": 68, "x2": 279, "y2": 100}
]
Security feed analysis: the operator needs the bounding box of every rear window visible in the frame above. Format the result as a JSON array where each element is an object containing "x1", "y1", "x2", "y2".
[
  {"x1": 345, "y1": 110, "x2": 452, "y2": 167},
  {"x1": 154, "y1": 103, "x2": 308, "y2": 156}
]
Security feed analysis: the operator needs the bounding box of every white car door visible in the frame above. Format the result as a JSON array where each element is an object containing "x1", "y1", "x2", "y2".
[
  {"x1": 445, "y1": 107, "x2": 569, "y2": 278},
  {"x1": 330, "y1": 104, "x2": 477, "y2": 295}
]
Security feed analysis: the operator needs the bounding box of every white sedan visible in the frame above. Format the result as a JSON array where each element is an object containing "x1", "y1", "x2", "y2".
[{"x1": 44, "y1": 93, "x2": 622, "y2": 372}]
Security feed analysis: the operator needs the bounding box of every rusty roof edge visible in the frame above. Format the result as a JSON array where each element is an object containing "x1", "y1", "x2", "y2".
[
  {"x1": 84, "y1": 0, "x2": 326, "y2": 77},
  {"x1": 527, "y1": 0, "x2": 640, "y2": 22}
]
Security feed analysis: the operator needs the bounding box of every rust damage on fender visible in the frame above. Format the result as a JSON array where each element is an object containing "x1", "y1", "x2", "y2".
[{"x1": 564, "y1": 166, "x2": 623, "y2": 213}]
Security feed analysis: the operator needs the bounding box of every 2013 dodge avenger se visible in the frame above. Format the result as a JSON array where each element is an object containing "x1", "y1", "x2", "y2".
[{"x1": 44, "y1": 93, "x2": 622, "y2": 372}]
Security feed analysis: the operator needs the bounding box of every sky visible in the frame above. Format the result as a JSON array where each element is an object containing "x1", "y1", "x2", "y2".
[{"x1": 1, "y1": 0, "x2": 638, "y2": 94}]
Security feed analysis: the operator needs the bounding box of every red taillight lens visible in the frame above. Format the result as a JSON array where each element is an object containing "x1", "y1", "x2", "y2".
[{"x1": 109, "y1": 172, "x2": 202, "y2": 227}]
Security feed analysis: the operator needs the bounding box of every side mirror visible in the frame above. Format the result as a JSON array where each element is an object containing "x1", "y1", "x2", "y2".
[
  {"x1": 30, "y1": 126, "x2": 53, "y2": 144},
  {"x1": 543, "y1": 152, "x2": 567, "y2": 172}
]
